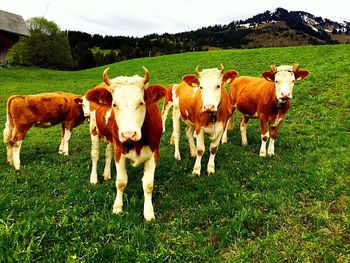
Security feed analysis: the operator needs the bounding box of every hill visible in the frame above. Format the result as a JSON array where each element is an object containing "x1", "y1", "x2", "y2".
[
  {"x1": 65, "y1": 8, "x2": 350, "y2": 69},
  {"x1": 1, "y1": 44, "x2": 350, "y2": 261}
]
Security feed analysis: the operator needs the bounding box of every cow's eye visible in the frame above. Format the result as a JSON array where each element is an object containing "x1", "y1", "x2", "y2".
[
  {"x1": 139, "y1": 101, "x2": 145, "y2": 106},
  {"x1": 216, "y1": 85, "x2": 221, "y2": 89},
  {"x1": 275, "y1": 80, "x2": 279, "y2": 84},
  {"x1": 199, "y1": 86, "x2": 203, "y2": 90},
  {"x1": 113, "y1": 103, "x2": 119, "y2": 110}
]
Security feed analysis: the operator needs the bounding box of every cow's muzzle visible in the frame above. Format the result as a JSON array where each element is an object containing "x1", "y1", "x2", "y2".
[
  {"x1": 202, "y1": 104, "x2": 216, "y2": 113},
  {"x1": 120, "y1": 131, "x2": 138, "y2": 142}
]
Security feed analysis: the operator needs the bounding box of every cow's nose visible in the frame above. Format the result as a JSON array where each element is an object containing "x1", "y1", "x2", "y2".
[
  {"x1": 281, "y1": 92, "x2": 291, "y2": 97},
  {"x1": 121, "y1": 131, "x2": 137, "y2": 141},
  {"x1": 203, "y1": 104, "x2": 215, "y2": 112}
]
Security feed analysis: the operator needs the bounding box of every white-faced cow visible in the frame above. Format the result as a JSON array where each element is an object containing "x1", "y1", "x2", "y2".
[
  {"x1": 162, "y1": 65, "x2": 238, "y2": 176},
  {"x1": 3, "y1": 92, "x2": 85, "y2": 170},
  {"x1": 74, "y1": 83, "x2": 114, "y2": 184},
  {"x1": 222, "y1": 64, "x2": 309, "y2": 156},
  {"x1": 82, "y1": 67, "x2": 166, "y2": 220}
]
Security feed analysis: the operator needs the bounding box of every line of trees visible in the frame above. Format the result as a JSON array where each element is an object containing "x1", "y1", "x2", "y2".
[{"x1": 10, "y1": 13, "x2": 349, "y2": 71}]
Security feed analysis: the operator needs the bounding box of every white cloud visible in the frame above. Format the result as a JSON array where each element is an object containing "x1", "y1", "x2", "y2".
[{"x1": 1, "y1": 0, "x2": 349, "y2": 37}]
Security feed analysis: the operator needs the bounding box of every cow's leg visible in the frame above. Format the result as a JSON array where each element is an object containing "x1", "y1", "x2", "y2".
[
  {"x1": 185, "y1": 125, "x2": 196, "y2": 157},
  {"x1": 113, "y1": 155, "x2": 127, "y2": 214},
  {"x1": 11, "y1": 126, "x2": 28, "y2": 170},
  {"x1": 6, "y1": 144, "x2": 14, "y2": 166},
  {"x1": 268, "y1": 125, "x2": 280, "y2": 156},
  {"x1": 162, "y1": 101, "x2": 173, "y2": 133},
  {"x1": 58, "y1": 127, "x2": 65, "y2": 155},
  {"x1": 142, "y1": 152, "x2": 157, "y2": 221},
  {"x1": 221, "y1": 111, "x2": 235, "y2": 144},
  {"x1": 172, "y1": 106, "x2": 181, "y2": 160},
  {"x1": 90, "y1": 132, "x2": 100, "y2": 184},
  {"x1": 192, "y1": 129, "x2": 205, "y2": 176},
  {"x1": 12, "y1": 140, "x2": 23, "y2": 171},
  {"x1": 207, "y1": 125, "x2": 224, "y2": 175},
  {"x1": 259, "y1": 120, "x2": 269, "y2": 157},
  {"x1": 103, "y1": 142, "x2": 113, "y2": 181},
  {"x1": 61, "y1": 128, "x2": 72, "y2": 156},
  {"x1": 3, "y1": 116, "x2": 14, "y2": 165},
  {"x1": 240, "y1": 115, "x2": 249, "y2": 145}
]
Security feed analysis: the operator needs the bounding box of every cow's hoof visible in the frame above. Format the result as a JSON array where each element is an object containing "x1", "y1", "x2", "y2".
[{"x1": 192, "y1": 168, "x2": 201, "y2": 177}]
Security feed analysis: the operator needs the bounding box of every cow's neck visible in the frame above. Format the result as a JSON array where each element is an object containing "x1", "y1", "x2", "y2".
[{"x1": 266, "y1": 83, "x2": 290, "y2": 114}]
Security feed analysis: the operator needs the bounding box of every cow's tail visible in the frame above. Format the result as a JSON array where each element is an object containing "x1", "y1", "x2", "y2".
[
  {"x1": 3, "y1": 96, "x2": 15, "y2": 144},
  {"x1": 161, "y1": 84, "x2": 174, "y2": 133},
  {"x1": 226, "y1": 110, "x2": 235, "y2": 131}
]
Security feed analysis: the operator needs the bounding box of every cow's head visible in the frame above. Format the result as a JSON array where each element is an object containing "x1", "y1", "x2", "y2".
[
  {"x1": 74, "y1": 85, "x2": 113, "y2": 118},
  {"x1": 262, "y1": 64, "x2": 309, "y2": 103},
  {"x1": 103, "y1": 67, "x2": 166, "y2": 143},
  {"x1": 183, "y1": 64, "x2": 238, "y2": 112}
]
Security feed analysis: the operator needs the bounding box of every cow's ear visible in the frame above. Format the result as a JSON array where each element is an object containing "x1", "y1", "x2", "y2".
[
  {"x1": 86, "y1": 87, "x2": 113, "y2": 105},
  {"x1": 223, "y1": 70, "x2": 238, "y2": 85},
  {"x1": 262, "y1": 71, "x2": 275, "y2": 82},
  {"x1": 74, "y1": 97, "x2": 83, "y2": 104},
  {"x1": 182, "y1": 74, "x2": 200, "y2": 87},
  {"x1": 145, "y1": 84, "x2": 167, "y2": 104},
  {"x1": 294, "y1": 70, "x2": 309, "y2": 81}
]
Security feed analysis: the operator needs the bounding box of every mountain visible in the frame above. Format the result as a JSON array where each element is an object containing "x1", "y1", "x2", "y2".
[
  {"x1": 230, "y1": 7, "x2": 350, "y2": 48},
  {"x1": 66, "y1": 8, "x2": 350, "y2": 69}
]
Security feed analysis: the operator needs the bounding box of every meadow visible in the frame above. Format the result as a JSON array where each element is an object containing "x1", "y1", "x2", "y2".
[{"x1": 0, "y1": 44, "x2": 349, "y2": 262}]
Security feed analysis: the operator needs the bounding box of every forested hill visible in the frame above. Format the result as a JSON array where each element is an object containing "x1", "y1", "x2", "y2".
[{"x1": 67, "y1": 8, "x2": 350, "y2": 69}]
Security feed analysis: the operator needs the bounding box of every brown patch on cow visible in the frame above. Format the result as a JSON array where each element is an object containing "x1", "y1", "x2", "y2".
[
  {"x1": 262, "y1": 136, "x2": 269, "y2": 142},
  {"x1": 40, "y1": 97, "x2": 52, "y2": 102},
  {"x1": 145, "y1": 183, "x2": 153, "y2": 194},
  {"x1": 117, "y1": 181, "x2": 126, "y2": 191},
  {"x1": 92, "y1": 126, "x2": 98, "y2": 136},
  {"x1": 197, "y1": 149, "x2": 204, "y2": 156},
  {"x1": 28, "y1": 102, "x2": 40, "y2": 115},
  {"x1": 210, "y1": 146, "x2": 218, "y2": 154}
]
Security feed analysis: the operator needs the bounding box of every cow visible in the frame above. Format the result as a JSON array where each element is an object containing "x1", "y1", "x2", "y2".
[
  {"x1": 3, "y1": 92, "x2": 85, "y2": 170},
  {"x1": 221, "y1": 64, "x2": 309, "y2": 156},
  {"x1": 81, "y1": 67, "x2": 166, "y2": 221},
  {"x1": 74, "y1": 83, "x2": 114, "y2": 184},
  {"x1": 163, "y1": 65, "x2": 238, "y2": 176}
]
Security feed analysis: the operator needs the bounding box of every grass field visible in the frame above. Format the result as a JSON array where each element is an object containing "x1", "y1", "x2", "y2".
[{"x1": 0, "y1": 44, "x2": 349, "y2": 262}]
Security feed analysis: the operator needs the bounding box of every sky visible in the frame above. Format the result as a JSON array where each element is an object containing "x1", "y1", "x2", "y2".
[{"x1": 2, "y1": 0, "x2": 350, "y2": 37}]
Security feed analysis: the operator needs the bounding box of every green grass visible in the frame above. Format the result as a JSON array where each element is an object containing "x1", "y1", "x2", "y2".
[{"x1": 0, "y1": 44, "x2": 350, "y2": 262}]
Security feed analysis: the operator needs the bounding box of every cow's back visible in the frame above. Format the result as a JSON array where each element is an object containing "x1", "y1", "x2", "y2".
[
  {"x1": 175, "y1": 82, "x2": 201, "y2": 123},
  {"x1": 230, "y1": 76, "x2": 273, "y2": 116},
  {"x1": 8, "y1": 92, "x2": 84, "y2": 128}
]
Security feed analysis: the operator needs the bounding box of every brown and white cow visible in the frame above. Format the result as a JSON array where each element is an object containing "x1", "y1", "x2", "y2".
[
  {"x1": 163, "y1": 65, "x2": 238, "y2": 176},
  {"x1": 222, "y1": 64, "x2": 309, "y2": 156},
  {"x1": 74, "y1": 83, "x2": 114, "y2": 184},
  {"x1": 81, "y1": 67, "x2": 166, "y2": 220},
  {"x1": 3, "y1": 92, "x2": 85, "y2": 170}
]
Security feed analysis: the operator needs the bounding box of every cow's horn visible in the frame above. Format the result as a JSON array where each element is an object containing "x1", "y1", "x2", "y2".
[
  {"x1": 293, "y1": 63, "x2": 300, "y2": 71},
  {"x1": 143, "y1": 66, "x2": 150, "y2": 85},
  {"x1": 103, "y1": 67, "x2": 111, "y2": 86},
  {"x1": 195, "y1": 65, "x2": 200, "y2": 76},
  {"x1": 220, "y1": 63, "x2": 225, "y2": 74},
  {"x1": 270, "y1": 64, "x2": 277, "y2": 72}
]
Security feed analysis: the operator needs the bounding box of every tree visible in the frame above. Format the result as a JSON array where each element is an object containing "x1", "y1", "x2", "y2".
[{"x1": 11, "y1": 17, "x2": 73, "y2": 70}]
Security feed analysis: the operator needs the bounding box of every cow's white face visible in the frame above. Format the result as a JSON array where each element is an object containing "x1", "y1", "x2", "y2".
[
  {"x1": 81, "y1": 96, "x2": 91, "y2": 117},
  {"x1": 263, "y1": 64, "x2": 309, "y2": 103},
  {"x1": 183, "y1": 66, "x2": 238, "y2": 113},
  {"x1": 273, "y1": 65, "x2": 296, "y2": 102},
  {"x1": 198, "y1": 68, "x2": 223, "y2": 112},
  {"x1": 109, "y1": 76, "x2": 147, "y2": 143}
]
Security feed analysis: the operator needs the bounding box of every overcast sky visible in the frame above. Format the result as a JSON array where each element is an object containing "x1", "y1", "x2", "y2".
[{"x1": 2, "y1": 0, "x2": 350, "y2": 37}]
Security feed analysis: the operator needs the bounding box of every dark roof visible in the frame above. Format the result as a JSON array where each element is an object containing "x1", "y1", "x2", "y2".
[{"x1": 0, "y1": 10, "x2": 30, "y2": 36}]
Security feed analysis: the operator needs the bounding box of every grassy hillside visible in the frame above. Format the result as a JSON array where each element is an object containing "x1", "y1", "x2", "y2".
[{"x1": 0, "y1": 44, "x2": 349, "y2": 262}]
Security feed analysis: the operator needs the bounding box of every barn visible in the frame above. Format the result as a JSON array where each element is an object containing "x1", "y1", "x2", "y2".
[{"x1": 0, "y1": 10, "x2": 30, "y2": 65}]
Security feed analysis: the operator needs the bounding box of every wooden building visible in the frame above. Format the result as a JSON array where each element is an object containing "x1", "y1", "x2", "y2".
[{"x1": 0, "y1": 10, "x2": 30, "y2": 64}]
